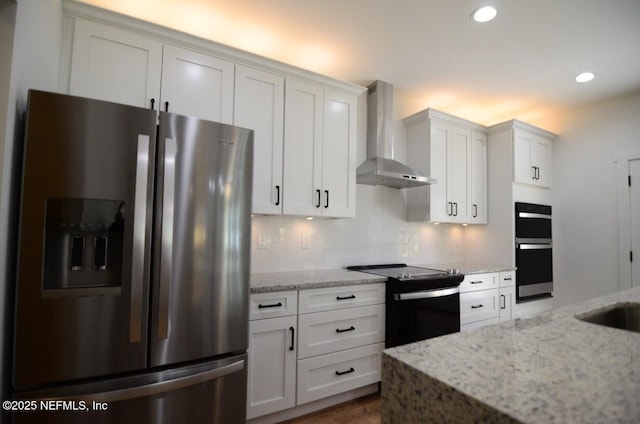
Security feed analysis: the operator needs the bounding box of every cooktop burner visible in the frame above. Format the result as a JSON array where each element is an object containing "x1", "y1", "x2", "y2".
[{"x1": 346, "y1": 263, "x2": 462, "y2": 282}]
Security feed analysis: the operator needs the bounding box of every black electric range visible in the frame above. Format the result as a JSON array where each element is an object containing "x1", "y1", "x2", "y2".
[{"x1": 347, "y1": 264, "x2": 464, "y2": 347}]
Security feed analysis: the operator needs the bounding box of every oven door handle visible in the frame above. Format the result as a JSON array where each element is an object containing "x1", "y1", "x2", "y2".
[
  {"x1": 394, "y1": 287, "x2": 459, "y2": 301},
  {"x1": 517, "y1": 243, "x2": 552, "y2": 250},
  {"x1": 518, "y1": 212, "x2": 551, "y2": 219}
]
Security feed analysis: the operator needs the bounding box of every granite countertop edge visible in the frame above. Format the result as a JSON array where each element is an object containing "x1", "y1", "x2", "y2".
[{"x1": 382, "y1": 286, "x2": 640, "y2": 423}]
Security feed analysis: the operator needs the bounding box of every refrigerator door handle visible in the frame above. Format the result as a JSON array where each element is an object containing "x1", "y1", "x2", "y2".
[
  {"x1": 130, "y1": 135, "x2": 151, "y2": 343},
  {"x1": 37, "y1": 359, "x2": 245, "y2": 404},
  {"x1": 158, "y1": 138, "x2": 177, "y2": 340}
]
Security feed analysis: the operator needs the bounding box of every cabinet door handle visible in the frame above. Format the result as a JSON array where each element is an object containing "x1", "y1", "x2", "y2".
[
  {"x1": 275, "y1": 185, "x2": 280, "y2": 206},
  {"x1": 336, "y1": 294, "x2": 356, "y2": 301},
  {"x1": 536, "y1": 166, "x2": 540, "y2": 180},
  {"x1": 258, "y1": 302, "x2": 282, "y2": 309},
  {"x1": 325, "y1": 190, "x2": 329, "y2": 208},
  {"x1": 336, "y1": 326, "x2": 355, "y2": 333},
  {"x1": 289, "y1": 326, "x2": 295, "y2": 351},
  {"x1": 150, "y1": 98, "x2": 156, "y2": 110},
  {"x1": 335, "y1": 367, "x2": 355, "y2": 376},
  {"x1": 316, "y1": 189, "x2": 321, "y2": 208},
  {"x1": 164, "y1": 101, "x2": 170, "y2": 112},
  {"x1": 471, "y1": 304, "x2": 484, "y2": 309},
  {"x1": 473, "y1": 204, "x2": 478, "y2": 218},
  {"x1": 470, "y1": 281, "x2": 483, "y2": 285},
  {"x1": 454, "y1": 202, "x2": 458, "y2": 216},
  {"x1": 447, "y1": 202, "x2": 453, "y2": 216},
  {"x1": 500, "y1": 294, "x2": 506, "y2": 309}
]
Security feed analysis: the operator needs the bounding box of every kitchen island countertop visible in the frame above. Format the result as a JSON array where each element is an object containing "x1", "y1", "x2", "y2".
[{"x1": 382, "y1": 286, "x2": 640, "y2": 423}]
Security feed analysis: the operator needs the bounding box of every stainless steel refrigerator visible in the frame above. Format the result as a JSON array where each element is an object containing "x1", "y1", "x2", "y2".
[{"x1": 11, "y1": 90, "x2": 253, "y2": 423}]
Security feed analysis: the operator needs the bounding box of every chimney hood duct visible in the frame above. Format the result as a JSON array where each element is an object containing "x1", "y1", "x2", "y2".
[{"x1": 356, "y1": 80, "x2": 434, "y2": 189}]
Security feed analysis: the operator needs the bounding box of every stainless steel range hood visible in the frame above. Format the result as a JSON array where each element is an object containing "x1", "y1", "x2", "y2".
[{"x1": 356, "y1": 80, "x2": 434, "y2": 189}]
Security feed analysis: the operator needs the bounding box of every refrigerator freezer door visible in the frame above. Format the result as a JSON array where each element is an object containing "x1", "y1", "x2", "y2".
[
  {"x1": 151, "y1": 112, "x2": 253, "y2": 366},
  {"x1": 13, "y1": 91, "x2": 157, "y2": 390},
  {"x1": 12, "y1": 354, "x2": 247, "y2": 424}
]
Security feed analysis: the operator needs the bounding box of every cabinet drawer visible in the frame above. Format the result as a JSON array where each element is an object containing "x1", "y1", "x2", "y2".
[
  {"x1": 297, "y1": 342, "x2": 384, "y2": 405},
  {"x1": 499, "y1": 271, "x2": 516, "y2": 288},
  {"x1": 297, "y1": 304, "x2": 385, "y2": 359},
  {"x1": 460, "y1": 289, "x2": 499, "y2": 325},
  {"x1": 298, "y1": 283, "x2": 385, "y2": 314},
  {"x1": 249, "y1": 291, "x2": 297, "y2": 320},
  {"x1": 459, "y1": 272, "x2": 498, "y2": 293}
]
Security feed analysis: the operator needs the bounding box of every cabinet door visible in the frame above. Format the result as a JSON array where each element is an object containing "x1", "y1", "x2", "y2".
[
  {"x1": 160, "y1": 44, "x2": 234, "y2": 123},
  {"x1": 513, "y1": 131, "x2": 534, "y2": 184},
  {"x1": 469, "y1": 131, "x2": 487, "y2": 223},
  {"x1": 499, "y1": 286, "x2": 515, "y2": 322},
  {"x1": 530, "y1": 135, "x2": 552, "y2": 187},
  {"x1": 283, "y1": 79, "x2": 323, "y2": 216},
  {"x1": 428, "y1": 119, "x2": 450, "y2": 222},
  {"x1": 448, "y1": 126, "x2": 470, "y2": 222},
  {"x1": 247, "y1": 316, "x2": 297, "y2": 419},
  {"x1": 234, "y1": 65, "x2": 285, "y2": 215},
  {"x1": 69, "y1": 19, "x2": 162, "y2": 108},
  {"x1": 322, "y1": 89, "x2": 356, "y2": 218}
]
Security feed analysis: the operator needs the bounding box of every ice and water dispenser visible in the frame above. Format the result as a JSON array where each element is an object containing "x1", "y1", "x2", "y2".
[{"x1": 43, "y1": 198, "x2": 125, "y2": 291}]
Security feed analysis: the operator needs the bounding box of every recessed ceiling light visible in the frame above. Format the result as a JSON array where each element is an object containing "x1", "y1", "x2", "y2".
[
  {"x1": 472, "y1": 6, "x2": 497, "y2": 23},
  {"x1": 575, "y1": 72, "x2": 595, "y2": 83}
]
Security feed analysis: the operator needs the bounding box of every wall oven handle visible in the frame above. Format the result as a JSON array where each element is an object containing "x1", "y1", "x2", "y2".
[
  {"x1": 517, "y1": 243, "x2": 552, "y2": 250},
  {"x1": 394, "y1": 287, "x2": 459, "y2": 301},
  {"x1": 518, "y1": 212, "x2": 551, "y2": 219}
]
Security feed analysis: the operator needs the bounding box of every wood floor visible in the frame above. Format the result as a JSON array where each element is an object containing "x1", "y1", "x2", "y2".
[{"x1": 280, "y1": 393, "x2": 381, "y2": 424}]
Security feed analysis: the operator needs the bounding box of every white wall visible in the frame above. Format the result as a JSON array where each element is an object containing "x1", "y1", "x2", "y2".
[
  {"x1": 551, "y1": 91, "x2": 640, "y2": 306},
  {"x1": 0, "y1": 0, "x2": 63, "y2": 409}
]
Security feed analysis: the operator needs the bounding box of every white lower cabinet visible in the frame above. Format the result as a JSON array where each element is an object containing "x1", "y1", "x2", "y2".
[
  {"x1": 460, "y1": 271, "x2": 515, "y2": 331},
  {"x1": 247, "y1": 284, "x2": 385, "y2": 420},
  {"x1": 297, "y1": 342, "x2": 384, "y2": 405},
  {"x1": 498, "y1": 271, "x2": 516, "y2": 322},
  {"x1": 247, "y1": 292, "x2": 298, "y2": 420}
]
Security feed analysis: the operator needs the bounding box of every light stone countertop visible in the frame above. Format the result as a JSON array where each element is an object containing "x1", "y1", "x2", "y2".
[
  {"x1": 250, "y1": 268, "x2": 385, "y2": 293},
  {"x1": 382, "y1": 286, "x2": 640, "y2": 424},
  {"x1": 250, "y1": 263, "x2": 513, "y2": 293}
]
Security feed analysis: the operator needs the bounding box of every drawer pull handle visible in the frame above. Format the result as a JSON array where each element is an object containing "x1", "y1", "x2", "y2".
[
  {"x1": 335, "y1": 367, "x2": 355, "y2": 376},
  {"x1": 503, "y1": 277, "x2": 512, "y2": 281},
  {"x1": 336, "y1": 326, "x2": 355, "y2": 333},
  {"x1": 471, "y1": 304, "x2": 484, "y2": 309},
  {"x1": 470, "y1": 281, "x2": 483, "y2": 285},
  {"x1": 289, "y1": 326, "x2": 295, "y2": 351},
  {"x1": 336, "y1": 295, "x2": 356, "y2": 301},
  {"x1": 258, "y1": 302, "x2": 283, "y2": 309}
]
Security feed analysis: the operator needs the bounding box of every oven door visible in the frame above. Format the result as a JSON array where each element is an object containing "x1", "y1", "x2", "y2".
[
  {"x1": 386, "y1": 287, "x2": 460, "y2": 348},
  {"x1": 515, "y1": 241, "x2": 553, "y2": 301}
]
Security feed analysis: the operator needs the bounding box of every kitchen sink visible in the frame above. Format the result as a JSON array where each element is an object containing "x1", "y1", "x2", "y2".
[{"x1": 576, "y1": 302, "x2": 640, "y2": 333}]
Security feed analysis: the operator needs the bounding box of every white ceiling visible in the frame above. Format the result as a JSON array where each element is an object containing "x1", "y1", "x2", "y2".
[{"x1": 82, "y1": 0, "x2": 640, "y2": 133}]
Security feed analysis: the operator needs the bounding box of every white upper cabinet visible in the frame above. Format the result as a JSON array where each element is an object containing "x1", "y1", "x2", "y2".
[
  {"x1": 513, "y1": 124, "x2": 554, "y2": 188},
  {"x1": 160, "y1": 44, "x2": 234, "y2": 123},
  {"x1": 64, "y1": 7, "x2": 362, "y2": 219},
  {"x1": 469, "y1": 130, "x2": 488, "y2": 223},
  {"x1": 283, "y1": 79, "x2": 324, "y2": 217},
  {"x1": 234, "y1": 65, "x2": 285, "y2": 215},
  {"x1": 405, "y1": 109, "x2": 487, "y2": 224},
  {"x1": 321, "y1": 88, "x2": 357, "y2": 218},
  {"x1": 69, "y1": 19, "x2": 234, "y2": 122},
  {"x1": 69, "y1": 19, "x2": 162, "y2": 109},
  {"x1": 283, "y1": 79, "x2": 357, "y2": 218}
]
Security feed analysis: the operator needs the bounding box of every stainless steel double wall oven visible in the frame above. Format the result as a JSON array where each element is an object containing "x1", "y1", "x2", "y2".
[{"x1": 515, "y1": 202, "x2": 553, "y2": 302}]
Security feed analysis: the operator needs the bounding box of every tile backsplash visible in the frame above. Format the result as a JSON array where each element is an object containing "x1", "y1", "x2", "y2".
[{"x1": 251, "y1": 185, "x2": 467, "y2": 273}]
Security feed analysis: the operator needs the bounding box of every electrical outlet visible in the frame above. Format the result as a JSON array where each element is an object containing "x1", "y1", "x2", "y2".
[{"x1": 302, "y1": 234, "x2": 311, "y2": 249}]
